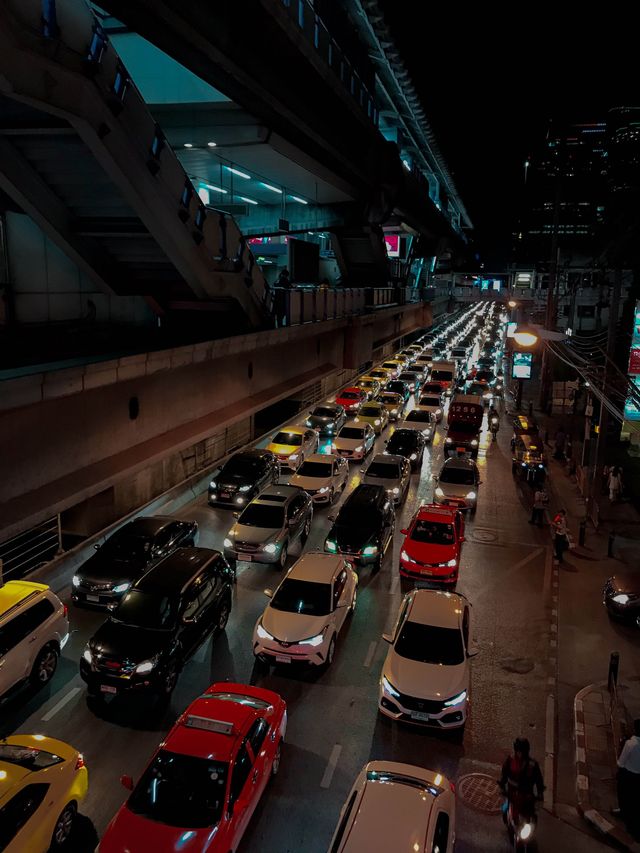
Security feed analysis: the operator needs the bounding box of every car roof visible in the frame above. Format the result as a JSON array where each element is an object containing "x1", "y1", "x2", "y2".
[
  {"x1": 360, "y1": 401, "x2": 383, "y2": 409},
  {"x1": 272, "y1": 425, "x2": 306, "y2": 436},
  {"x1": 123, "y1": 516, "x2": 178, "y2": 536},
  {"x1": 343, "y1": 484, "x2": 386, "y2": 510},
  {"x1": 370, "y1": 453, "x2": 404, "y2": 465},
  {"x1": 0, "y1": 580, "x2": 49, "y2": 616},
  {"x1": 136, "y1": 547, "x2": 221, "y2": 594},
  {"x1": 227, "y1": 448, "x2": 273, "y2": 462},
  {"x1": 407, "y1": 589, "x2": 464, "y2": 628},
  {"x1": 313, "y1": 402, "x2": 341, "y2": 411},
  {"x1": 301, "y1": 453, "x2": 335, "y2": 464},
  {"x1": 340, "y1": 386, "x2": 364, "y2": 393},
  {"x1": 286, "y1": 552, "x2": 346, "y2": 582},
  {"x1": 415, "y1": 504, "x2": 458, "y2": 523},
  {"x1": 441, "y1": 456, "x2": 476, "y2": 471},
  {"x1": 257, "y1": 485, "x2": 303, "y2": 501}
]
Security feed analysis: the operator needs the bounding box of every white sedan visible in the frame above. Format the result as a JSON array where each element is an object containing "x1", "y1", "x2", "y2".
[
  {"x1": 253, "y1": 552, "x2": 357, "y2": 668},
  {"x1": 379, "y1": 589, "x2": 475, "y2": 731},
  {"x1": 289, "y1": 453, "x2": 349, "y2": 504},
  {"x1": 332, "y1": 423, "x2": 376, "y2": 461}
]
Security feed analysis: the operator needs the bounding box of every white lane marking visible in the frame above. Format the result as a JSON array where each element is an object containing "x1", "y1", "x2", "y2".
[
  {"x1": 363, "y1": 641, "x2": 378, "y2": 668},
  {"x1": 320, "y1": 744, "x2": 342, "y2": 788},
  {"x1": 510, "y1": 546, "x2": 544, "y2": 574},
  {"x1": 544, "y1": 692, "x2": 556, "y2": 811},
  {"x1": 41, "y1": 687, "x2": 81, "y2": 722},
  {"x1": 388, "y1": 573, "x2": 400, "y2": 596}
]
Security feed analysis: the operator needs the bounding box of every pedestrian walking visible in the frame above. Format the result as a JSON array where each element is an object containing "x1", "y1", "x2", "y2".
[
  {"x1": 530, "y1": 487, "x2": 548, "y2": 526},
  {"x1": 614, "y1": 719, "x2": 640, "y2": 838},
  {"x1": 553, "y1": 509, "x2": 569, "y2": 563},
  {"x1": 274, "y1": 267, "x2": 292, "y2": 328},
  {"x1": 602, "y1": 464, "x2": 611, "y2": 496},
  {"x1": 553, "y1": 427, "x2": 566, "y2": 460},
  {"x1": 608, "y1": 465, "x2": 623, "y2": 503}
]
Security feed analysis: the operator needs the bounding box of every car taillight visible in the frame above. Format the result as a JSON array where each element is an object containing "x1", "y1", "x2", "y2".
[
  {"x1": 63, "y1": 605, "x2": 68, "y2": 619},
  {"x1": 75, "y1": 754, "x2": 85, "y2": 770},
  {"x1": 450, "y1": 781, "x2": 456, "y2": 794}
]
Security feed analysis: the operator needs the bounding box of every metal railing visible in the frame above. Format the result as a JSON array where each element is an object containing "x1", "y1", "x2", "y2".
[{"x1": 0, "y1": 516, "x2": 61, "y2": 582}]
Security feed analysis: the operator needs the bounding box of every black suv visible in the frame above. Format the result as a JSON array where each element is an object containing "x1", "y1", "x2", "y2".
[
  {"x1": 384, "y1": 428, "x2": 426, "y2": 470},
  {"x1": 72, "y1": 516, "x2": 198, "y2": 608},
  {"x1": 324, "y1": 484, "x2": 395, "y2": 571},
  {"x1": 208, "y1": 449, "x2": 280, "y2": 509},
  {"x1": 80, "y1": 548, "x2": 233, "y2": 703}
]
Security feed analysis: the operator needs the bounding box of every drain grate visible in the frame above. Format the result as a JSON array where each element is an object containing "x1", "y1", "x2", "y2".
[
  {"x1": 471, "y1": 528, "x2": 498, "y2": 543},
  {"x1": 456, "y1": 773, "x2": 503, "y2": 814}
]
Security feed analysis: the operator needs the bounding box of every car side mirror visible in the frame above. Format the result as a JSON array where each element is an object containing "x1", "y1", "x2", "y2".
[
  {"x1": 382, "y1": 632, "x2": 393, "y2": 643},
  {"x1": 232, "y1": 511, "x2": 240, "y2": 519},
  {"x1": 467, "y1": 647, "x2": 479, "y2": 658},
  {"x1": 264, "y1": 588, "x2": 273, "y2": 598},
  {"x1": 460, "y1": 536, "x2": 465, "y2": 542},
  {"x1": 182, "y1": 615, "x2": 196, "y2": 624},
  {"x1": 120, "y1": 774, "x2": 134, "y2": 791},
  {"x1": 328, "y1": 514, "x2": 336, "y2": 522},
  {"x1": 400, "y1": 528, "x2": 408, "y2": 535}
]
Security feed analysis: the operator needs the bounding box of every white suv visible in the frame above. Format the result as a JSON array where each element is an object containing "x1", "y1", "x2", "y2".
[{"x1": 0, "y1": 580, "x2": 69, "y2": 701}]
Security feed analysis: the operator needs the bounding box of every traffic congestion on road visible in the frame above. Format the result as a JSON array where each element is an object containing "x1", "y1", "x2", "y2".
[{"x1": 2, "y1": 301, "x2": 559, "y2": 852}]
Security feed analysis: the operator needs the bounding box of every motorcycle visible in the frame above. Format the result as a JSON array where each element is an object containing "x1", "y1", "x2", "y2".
[
  {"x1": 505, "y1": 798, "x2": 537, "y2": 851},
  {"x1": 490, "y1": 416, "x2": 500, "y2": 441}
]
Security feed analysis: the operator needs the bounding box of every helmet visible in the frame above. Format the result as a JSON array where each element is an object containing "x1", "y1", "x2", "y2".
[{"x1": 513, "y1": 737, "x2": 530, "y2": 757}]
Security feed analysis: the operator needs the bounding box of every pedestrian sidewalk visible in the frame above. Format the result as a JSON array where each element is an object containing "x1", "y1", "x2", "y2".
[{"x1": 574, "y1": 683, "x2": 640, "y2": 851}]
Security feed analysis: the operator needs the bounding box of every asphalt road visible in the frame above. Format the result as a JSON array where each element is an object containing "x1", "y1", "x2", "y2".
[{"x1": 3, "y1": 394, "x2": 606, "y2": 852}]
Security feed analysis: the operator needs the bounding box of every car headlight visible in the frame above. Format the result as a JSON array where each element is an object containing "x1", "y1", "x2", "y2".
[
  {"x1": 223, "y1": 537, "x2": 233, "y2": 548},
  {"x1": 466, "y1": 491, "x2": 477, "y2": 500},
  {"x1": 354, "y1": 418, "x2": 361, "y2": 423},
  {"x1": 391, "y1": 487, "x2": 400, "y2": 494},
  {"x1": 410, "y1": 452, "x2": 417, "y2": 460},
  {"x1": 382, "y1": 675, "x2": 401, "y2": 698},
  {"x1": 264, "y1": 542, "x2": 278, "y2": 554},
  {"x1": 327, "y1": 424, "x2": 334, "y2": 431},
  {"x1": 401, "y1": 550, "x2": 417, "y2": 564},
  {"x1": 436, "y1": 408, "x2": 442, "y2": 415},
  {"x1": 445, "y1": 437, "x2": 452, "y2": 443},
  {"x1": 239, "y1": 484, "x2": 251, "y2": 492},
  {"x1": 299, "y1": 629, "x2": 326, "y2": 647},
  {"x1": 82, "y1": 646, "x2": 93, "y2": 664},
  {"x1": 374, "y1": 419, "x2": 381, "y2": 426},
  {"x1": 435, "y1": 487, "x2": 445, "y2": 497},
  {"x1": 325, "y1": 539, "x2": 337, "y2": 553},
  {"x1": 391, "y1": 408, "x2": 398, "y2": 415},
  {"x1": 306, "y1": 420, "x2": 313, "y2": 427},
  {"x1": 209, "y1": 481, "x2": 217, "y2": 490},
  {"x1": 72, "y1": 575, "x2": 81, "y2": 588},
  {"x1": 362, "y1": 544, "x2": 378, "y2": 556},
  {"x1": 235, "y1": 496, "x2": 245, "y2": 505},
  {"x1": 256, "y1": 621, "x2": 274, "y2": 641},
  {"x1": 318, "y1": 486, "x2": 330, "y2": 493},
  {"x1": 612, "y1": 593, "x2": 630, "y2": 604},
  {"x1": 446, "y1": 558, "x2": 457, "y2": 567},
  {"x1": 354, "y1": 445, "x2": 364, "y2": 452},
  {"x1": 518, "y1": 823, "x2": 534, "y2": 842},
  {"x1": 135, "y1": 657, "x2": 158, "y2": 675},
  {"x1": 471, "y1": 439, "x2": 478, "y2": 446},
  {"x1": 289, "y1": 454, "x2": 298, "y2": 462},
  {"x1": 113, "y1": 582, "x2": 131, "y2": 594}
]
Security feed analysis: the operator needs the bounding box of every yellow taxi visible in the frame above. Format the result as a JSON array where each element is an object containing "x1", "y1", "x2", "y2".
[
  {"x1": 369, "y1": 367, "x2": 395, "y2": 385},
  {"x1": 357, "y1": 376, "x2": 382, "y2": 400},
  {"x1": 0, "y1": 734, "x2": 88, "y2": 852},
  {"x1": 354, "y1": 401, "x2": 389, "y2": 435},
  {"x1": 265, "y1": 424, "x2": 319, "y2": 471}
]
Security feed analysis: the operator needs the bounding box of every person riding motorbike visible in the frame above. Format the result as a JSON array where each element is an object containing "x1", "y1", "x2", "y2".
[
  {"x1": 488, "y1": 405, "x2": 500, "y2": 441},
  {"x1": 499, "y1": 737, "x2": 545, "y2": 827}
]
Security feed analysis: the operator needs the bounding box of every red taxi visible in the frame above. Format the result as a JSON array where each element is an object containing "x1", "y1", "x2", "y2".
[
  {"x1": 100, "y1": 682, "x2": 286, "y2": 853},
  {"x1": 335, "y1": 386, "x2": 367, "y2": 414},
  {"x1": 399, "y1": 504, "x2": 464, "y2": 584}
]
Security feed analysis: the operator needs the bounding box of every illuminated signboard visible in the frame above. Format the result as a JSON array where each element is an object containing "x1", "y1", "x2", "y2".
[
  {"x1": 506, "y1": 321, "x2": 517, "y2": 338},
  {"x1": 512, "y1": 351, "x2": 533, "y2": 380},
  {"x1": 629, "y1": 348, "x2": 640, "y2": 375},
  {"x1": 624, "y1": 376, "x2": 640, "y2": 421},
  {"x1": 624, "y1": 301, "x2": 640, "y2": 420},
  {"x1": 384, "y1": 234, "x2": 400, "y2": 257}
]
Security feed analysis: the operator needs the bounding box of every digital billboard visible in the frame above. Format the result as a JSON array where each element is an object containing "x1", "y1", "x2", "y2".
[{"x1": 512, "y1": 351, "x2": 533, "y2": 380}]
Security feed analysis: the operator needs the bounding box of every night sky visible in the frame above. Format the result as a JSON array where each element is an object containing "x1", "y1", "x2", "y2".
[{"x1": 378, "y1": 3, "x2": 636, "y2": 264}]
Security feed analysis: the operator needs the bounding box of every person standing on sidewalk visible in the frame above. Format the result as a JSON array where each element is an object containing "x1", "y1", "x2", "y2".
[
  {"x1": 553, "y1": 509, "x2": 569, "y2": 563},
  {"x1": 608, "y1": 466, "x2": 623, "y2": 503},
  {"x1": 615, "y1": 719, "x2": 640, "y2": 838},
  {"x1": 530, "y1": 487, "x2": 548, "y2": 526}
]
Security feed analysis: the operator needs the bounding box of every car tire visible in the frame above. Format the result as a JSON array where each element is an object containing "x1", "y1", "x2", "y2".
[
  {"x1": 329, "y1": 487, "x2": 335, "y2": 504},
  {"x1": 325, "y1": 635, "x2": 336, "y2": 668},
  {"x1": 300, "y1": 518, "x2": 311, "y2": 546},
  {"x1": 30, "y1": 645, "x2": 58, "y2": 688},
  {"x1": 159, "y1": 661, "x2": 178, "y2": 697},
  {"x1": 227, "y1": 559, "x2": 237, "y2": 582},
  {"x1": 51, "y1": 801, "x2": 77, "y2": 849},
  {"x1": 255, "y1": 654, "x2": 271, "y2": 672},
  {"x1": 217, "y1": 597, "x2": 231, "y2": 633},
  {"x1": 279, "y1": 542, "x2": 288, "y2": 569},
  {"x1": 271, "y1": 740, "x2": 282, "y2": 776}
]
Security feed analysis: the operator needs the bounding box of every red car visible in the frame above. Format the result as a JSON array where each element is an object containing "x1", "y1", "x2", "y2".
[
  {"x1": 100, "y1": 682, "x2": 286, "y2": 853},
  {"x1": 335, "y1": 386, "x2": 367, "y2": 413},
  {"x1": 399, "y1": 504, "x2": 465, "y2": 584}
]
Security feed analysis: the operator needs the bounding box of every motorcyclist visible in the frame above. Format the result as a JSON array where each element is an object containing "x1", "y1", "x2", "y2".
[
  {"x1": 488, "y1": 405, "x2": 500, "y2": 440},
  {"x1": 499, "y1": 737, "x2": 545, "y2": 822}
]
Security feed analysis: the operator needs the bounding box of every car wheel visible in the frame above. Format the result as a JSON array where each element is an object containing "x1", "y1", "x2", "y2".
[
  {"x1": 217, "y1": 598, "x2": 231, "y2": 633},
  {"x1": 30, "y1": 646, "x2": 58, "y2": 687},
  {"x1": 349, "y1": 587, "x2": 357, "y2": 615},
  {"x1": 227, "y1": 559, "x2": 237, "y2": 582},
  {"x1": 279, "y1": 542, "x2": 288, "y2": 569},
  {"x1": 325, "y1": 635, "x2": 336, "y2": 668},
  {"x1": 51, "y1": 802, "x2": 76, "y2": 849},
  {"x1": 300, "y1": 518, "x2": 311, "y2": 546},
  {"x1": 329, "y1": 487, "x2": 335, "y2": 504},
  {"x1": 160, "y1": 662, "x2": 178, "y2": 697},
  {"x1": 271, "y1": 740, "x2": 282, "y2": 776}
]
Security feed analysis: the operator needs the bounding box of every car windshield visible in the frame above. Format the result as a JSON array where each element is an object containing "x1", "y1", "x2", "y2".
[
  {"x1": 222, "y1": 457, "x2": 261, "y2": 478},
  {"x1": 128, "y1": 750, "x2": 228, "y2": 828},
  {"x1": 272, "y1": 431, "x2": 302, "y2": 446},
  {"x1": 420, "y1": 397, "x2": 441, "y2": 407},
  {"x1": 423, "y1": 384, "x2": 441, "y2": 395},
  {"x1": 440, "y1": 466, "x2": 476, "y2": 485},
  {"x1": 386, "y1": 382, "x2": 406, "y2": 394},
  {"x1": 270, "y1": 578, "x2": 332, "y2": 616},
  {"x1": 410, "y1": 520, "x2": 455, "y2": 545},
  {"x1": 394, "y1": 621, "x2": 464, "y2": 666},
  {"x1": 0, "y1": 745, "x2": 64, "y2": 770},
  {"x1": 388, "y1": 431, "x2": 419, "y2": 450},
  {"x1": 405, "y1": 411, "x2": 432, "y2": 423},
  {"x1": 312, "y1": 407, "x2": 338, "y2": 418},
  {"x1": 238, "y1": 503, "x2": 285, "y2": 528},
  {"x1": 340, "y1": 391, "x2": 360, "y2": 400},
  {"x1": 112, "y1": 589, "x2": 178, "y2": 630},
  {"x1": 366, "y1": 461, "x2": 400, "y2": 479},
  {"x1": 399, "y1": 373, "x2": 416, "y2": 381},
  {"x1": 449, "y1": 422, "x2": 478, "y2": 434},
  {"x1": 360, "y1": 406, "x2": 381, "y2": 417},
  {"x1": 467, "y1": 384, "x2": 487, "y2": 395},
  {"x1": 476, "y1": 371, "x2": 494, "y2": 382},
  {"x1": 339, "y1": 427, "x2": 365, "y2": 439},
  {"x1": 380, "y1": 394, "x2": 400, "y2": 404},
  {"x1": 431, "y1": 370, "x2": 454, "y2": 381},
  {"x1": 297, "y1": 461, "x2": 332, "y2": 478},
  {"x1": 103, "y1": 530, "x2": 153, "y2": 560}
]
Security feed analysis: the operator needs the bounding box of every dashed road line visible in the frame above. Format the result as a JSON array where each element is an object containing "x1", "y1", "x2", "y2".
[
  {"x1": 363, "y1": 641, "x2": 378, "y2": 668},
  {"x1": 320, "y1": 744, "x2": 342, "y2": 788},
  {"x1": 41, "y1": 686, "x2": 81, "y2": 722}
]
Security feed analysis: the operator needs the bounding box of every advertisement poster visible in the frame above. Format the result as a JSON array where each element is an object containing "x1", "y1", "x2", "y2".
[
  {"x1": 624, "y1": 302, "x2": 640, "y2": 421},
  {"x1": 512, "y1": 352, "x2": 533, "y2": 379}
]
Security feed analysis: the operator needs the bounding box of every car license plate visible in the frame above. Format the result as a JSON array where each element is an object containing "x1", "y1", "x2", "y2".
[
  {"x1": 86, "y1": 594, "x2": 100, "y2": 602},
  {"x1": 411, "y1": 711, "x2": 430, "y2": 722},
  {"x1": 275, "y1": 655, "x2": 291, "y2": 664},
  {"x1": 456, "y1": 447, "x2": 466, "y2": 453},
  {"x1": 238, "y1": 553, "x2": 253, "y2": 562},
  {"x1": 420, "y1": 568, "x2": 433, "y2": 575},
  {"x1": 221, "y1": 491, "x2": 230, "y2": 498},
  {"x1": 100, "y1": 684, "x2": 117, "y2": 694}
]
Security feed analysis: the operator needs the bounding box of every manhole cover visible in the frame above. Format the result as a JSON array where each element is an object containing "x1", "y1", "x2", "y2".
[
  {"x1": 472, "y1": 528, "x2": 498, "y2": 543},
  {"x1": 457, "y1": 773, "x2": 503, "y2": 814}
]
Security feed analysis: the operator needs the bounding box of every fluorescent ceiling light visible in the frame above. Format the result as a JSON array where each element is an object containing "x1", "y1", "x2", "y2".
[
  {"x1": 239, "y1": 196, "x2": 258, "y2": 205},
  {"x1": 183, "y1": 143, "x2": 193, "y2": 148},
  {"x1": 207, "y1": 141, "x2": 217, "y2": 147},
  {"x1": 202, "y1": 183, "x2": 227, "y2": 194},
  {"x1": 226, "y1": 166, "x2": 250, "y2": 179},
  {"x1": 261, "y1": 183, "x2": 282, "y2": 194},
  {"x1": 290, "y1": 195, "x2": 309, "y2": 204}
]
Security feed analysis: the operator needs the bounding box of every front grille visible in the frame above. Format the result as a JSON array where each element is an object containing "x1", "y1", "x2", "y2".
[
  {"x1": 95, "y1": 655, "x2": 136, "y2": 676},
  {"x1": 234, "y1": 541, "x2": 260, "y2": 553},
  {"x1": 82, "y1": 581, "x2": 113, "y2": 592},
  {"x1": 395, "y1": 691, "x2": 446, "y2": 714}
]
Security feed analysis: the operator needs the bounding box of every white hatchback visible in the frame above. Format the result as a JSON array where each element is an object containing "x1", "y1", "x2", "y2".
[
  {"x1": 328, "y1": 760, "x2": 455, "y2": 853},
  {"x1": 379, "y1": 589, "x2": 475, "y2": 731},
  {"x1": 253, "y1": 552, "x2": 357, "y2": 668},
  {"x1": 290, "y1": 453, "x2": 349, "y2": 505}
]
